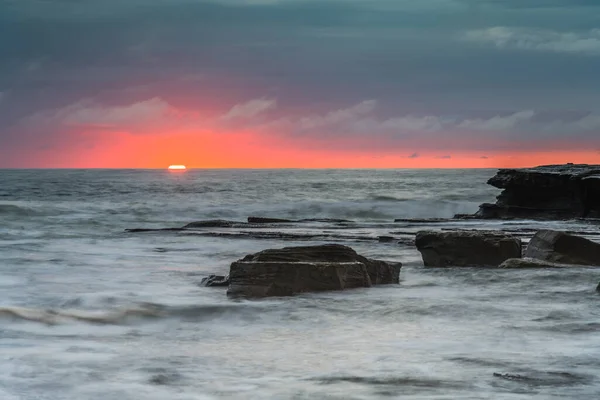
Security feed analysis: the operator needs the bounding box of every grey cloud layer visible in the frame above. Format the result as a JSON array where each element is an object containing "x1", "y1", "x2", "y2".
[
  {"x1": 466, "y1": 27, "x2": 600, "y2": 55},
  {"x1": 1, "y1": 0, "x2": 600, "y2": 153},
  {"x1": 18, "y1": 96, "x2": 600, "y2": 153}
]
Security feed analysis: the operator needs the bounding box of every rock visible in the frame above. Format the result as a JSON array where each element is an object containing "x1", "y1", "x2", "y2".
[
  {"x1": 238, "y1": 244, "x2": 401, "y2": 285},
  {"x1": 492, "y1": 373, "x2": 528, "y2": 382},
  {"x1": 227, "y1": 261, "x2": 371, "y2": 297},
  {"x1": 129, "y1": 218, "x2": 355, "y2": 234},
  {"x1": 126, "y1": 220, "x2": 244, "y2": 232},
  {"x1": 248, "y1": 217, "x2": 352, "y2": 224},
  {"x1": 368, "y1": 259, "x2": 403, "y2": 285},
  {"x1": 469, "y1": 164, "x2": 600, "y2": 220},
  {"x1": 492, "y1": 371, "x2": 589, "y2": 386},
  {"x1": 596, "y1": 282, "x2": 600, "y2": 293},
  {"x1": 378, "y1": 236, "x2": 396, "y2": 243},
  {"x1": 524, "y1": 230, "x2": 600, "y2": 266},
  {"x1": 183, "y1": 220, "x2": 244, "y2": 228},
  {"x1": 499, "y1": 257, "x2": 575, "y2": 269},
  {"x1": 394, "y1": 218, "x2": 449, "y2": 223},
  {"x1": 415, "y1": 231, "x2": 522, "y2": 267},
  {"x1": 453, "y1": 214, "x2": 479, "y2": 220},
  {"x1": 299, "y1": 218, "x2": 353, "y2": 223},
  {"x1": 200, "y1": 275, "x2": 230, "y2": 287},
  {"x1": 125, "y1": 228, "x2": 183, "y2": 233},
  {"x1": 226, "y1": 244, "x2": 401, "y2": 297},
  {"x1": 247, "y1": 217, "x2": 293, "y2": 224}
]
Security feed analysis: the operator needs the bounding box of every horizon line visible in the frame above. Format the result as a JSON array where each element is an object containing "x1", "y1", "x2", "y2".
[{"x1": 0, "y1": 166, "x2": 513, "y2": 170}]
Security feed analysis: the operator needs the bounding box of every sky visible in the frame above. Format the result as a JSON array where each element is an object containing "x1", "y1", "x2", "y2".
[{"x1": 1, "y1": 0, "x2": 600, "y2": 168}]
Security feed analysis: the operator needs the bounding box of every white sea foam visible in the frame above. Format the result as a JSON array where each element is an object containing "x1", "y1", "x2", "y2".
[{"x1": 1, "y1": 169, "x2": 600, "y2": 399}]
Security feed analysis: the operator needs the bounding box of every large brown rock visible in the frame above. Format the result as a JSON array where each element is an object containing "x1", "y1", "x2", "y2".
[
  {"x1": 238, "y1": 244, "x2": 401, "y2": 285},
  {"x1": 227, "y1": 261, "x2": 371, "y2": 297},
  {"x1": 415, "y1": 231, "x2": 522, "y2": 267},
  {"x1": 524, "y1": 230, "x2": 600, "y2": 266},
  {"x1": 226, "y1": 244, "x2": 401, "y2": 297},
  {"x1": 468, "y1": 164, "x2": 600, "y2": 220}
]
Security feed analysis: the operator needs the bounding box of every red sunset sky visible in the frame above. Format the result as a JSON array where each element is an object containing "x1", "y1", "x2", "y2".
[
  {"x1": 13, "y1": 130, "x2": 600, "y2": 169},
  {"x1": 1, "y1": 1, "x2": 599, "y2": 168}
]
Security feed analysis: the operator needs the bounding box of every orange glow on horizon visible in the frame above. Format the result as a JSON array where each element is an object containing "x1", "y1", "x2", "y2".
[
  {"x1": 168, "y1": 164, "x2": 187, "y2": 171},
  {"x1": 13, "y1": 129, "x2": 600, "y2": 169}
]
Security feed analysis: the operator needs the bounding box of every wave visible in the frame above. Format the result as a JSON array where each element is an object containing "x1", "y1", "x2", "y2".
[
  {"x1": 312, "y1": 375, "x2": 466, "y2": 390},
  {"x1": 370, "y1": 195, "x2": 407, "y2": 202},
  {"x1": 0, "y1": 305, "x2": 165, "y2": 325},
  {"x1": 1, "y1": 197, "x2": 483, "y2": 232},
  {"x1": 492, "y1": 371, "x2": 592, "y2": 387},
  {"x1": 0, "y1": 303, "x2": 264, "y2": 326},
  {"x1": 0, "y1": 204, "x2": 40, "y2": 217},
  {"x1": 240, "y1": 199, "x2": 481, "y2": 221}
]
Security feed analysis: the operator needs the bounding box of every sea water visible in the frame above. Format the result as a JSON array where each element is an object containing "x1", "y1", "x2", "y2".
[{"x1": 1, "y1": 169, "x2": 600, "y2": 399}]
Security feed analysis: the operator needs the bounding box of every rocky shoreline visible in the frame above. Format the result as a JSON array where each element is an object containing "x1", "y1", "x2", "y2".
[
  {"x1": 198, "y1": 228, "x2": 599, "y2": 297},
  {"x1": 128, "y1": 163, "x2": 600, "y2": 298}
]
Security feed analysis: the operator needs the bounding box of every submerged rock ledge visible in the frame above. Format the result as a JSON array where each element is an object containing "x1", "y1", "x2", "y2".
[{"x1": 125, "y1": 217, "x2": 354, "y2": 233}]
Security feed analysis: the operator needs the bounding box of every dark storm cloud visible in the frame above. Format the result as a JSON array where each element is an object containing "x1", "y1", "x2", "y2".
[{"x1": 1, "y1": 0, "x2": 600, "y2": 159}]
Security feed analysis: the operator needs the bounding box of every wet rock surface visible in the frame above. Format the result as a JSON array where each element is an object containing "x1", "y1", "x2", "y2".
[
  {"x1": 239, "y1": 244, "x2": 401, "y2": 285},
  {"x1": 415, "y1": 230, "x2": 522, "y2": 267},
  {"x1": 247, "y1": 216, "x2": 353, "y2": 224},
  {"x1": 378, "y1": 236, "x2": 397, "y2": 243},
  {"x1": 125, "y1": 227, "x2": 184, "y2": 233},
  {"x1": 227, "y1": 261, "x2": 372, "y2": 298},
  {"x1": 470, "y1": 164, "x2": 600, "y2": 220},
  {"x1": 126, "y1": 217, "x2": 356, "y2": 234},
  {"x1": 247, "y1": 216, "x2": 293, "y2": 224},
  {"x1": 226, "y1": 244, "x2": 401, "y2": 298},
  {"x1": 183, "y1": 220, "x2": 246, "y2": 228},
  {"x1": 499, "y1": 257, "x2": 575, "y2": 269},
  {"x1": 524, "y1": 230, "x2": 600, "y2": 266},
  {"x1": 200, "y1": 275, "x2": 230, "y2": 287},
  {"x1": 492, "y1": 371, "x2": 590, "y2": 387}
]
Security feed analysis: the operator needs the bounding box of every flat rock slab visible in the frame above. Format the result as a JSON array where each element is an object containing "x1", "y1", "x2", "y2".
[
  {"x1": 226, "y1": 244, "x2": 401, "y2": 297},
  {"x1": 240, "y1": 244, "x2": 401, "y2": 286},
  {"x1": 415, "y1": 230, "x2": 522, "y2": 267},
  {"x1": 183, "y1": 220, "x2": 246, "y2": 228},
  {"x1": 227, "y1": 261, "x2": 371, "y2": 297},
  {"x1": 247, "y1": 217, "x2": 293, "y2": 224},
  {"x1": 524, "y1": 230, "x2": 600, "y2": 266},
  {"x1": 247, "y1": 217, "x2": 353, "y2": 224}
]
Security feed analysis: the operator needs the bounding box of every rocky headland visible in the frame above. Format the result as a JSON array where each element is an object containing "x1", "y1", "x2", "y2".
[{"x1": 466, "y1": 164, "x2": 600, "y2": 220}]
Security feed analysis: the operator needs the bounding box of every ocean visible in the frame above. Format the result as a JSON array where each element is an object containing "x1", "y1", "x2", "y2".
[{"x1": 1, "y1": 169, "x2": 600, "y2": 399}]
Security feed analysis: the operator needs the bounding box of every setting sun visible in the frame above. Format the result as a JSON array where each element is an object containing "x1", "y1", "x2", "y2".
[{"x1": 168, "y1": 164, "x2": 187, "y2": 171}]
